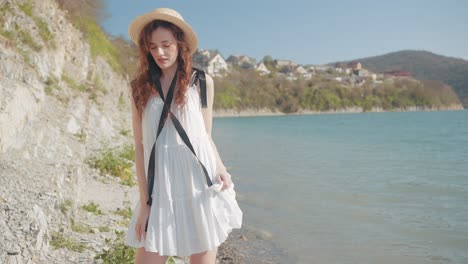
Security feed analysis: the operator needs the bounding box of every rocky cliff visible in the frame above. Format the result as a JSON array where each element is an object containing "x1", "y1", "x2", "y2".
[{"x1": 0, "y1": 0, "x2": 139, "y2": 262}]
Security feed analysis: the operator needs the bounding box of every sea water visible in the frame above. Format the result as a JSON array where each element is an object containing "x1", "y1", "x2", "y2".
[{"x1": 213, "y1": 110, "x2": 468, "y2": 264}]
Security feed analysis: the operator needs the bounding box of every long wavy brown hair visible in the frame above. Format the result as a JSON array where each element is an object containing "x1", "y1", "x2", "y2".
[{"x1": 130, "y1": 20, "x2": 193, "y2": 119}]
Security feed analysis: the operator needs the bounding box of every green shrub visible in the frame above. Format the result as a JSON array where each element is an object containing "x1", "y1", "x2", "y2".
[
  {"x1": 0, "y1": 2, "x2": 13, "y2": 26},
  {"x1": 119, "y1": 128, "x2": 131, "y2": 137},
  {"x1": 113, "y1": 207, "x2": 132, "y2": 220},
  {"x1": 0, "y1": 29, "x2": 15, "y2": 41},
  {"x1": 50, "y1": 231, "x2": 88, "y2": 252},
  {"x1": 93, "y1": 230, "x2": 135, "y2": 264},
  {"x1": 81, "y1": 201, "x2": 104, "y2": 215},
  {"x1": 93, "y1": 230, "x2": 177, "y2": 264},
  {"x1": 18, "y1": 0, "x2": 56, "y2": 48},
  {"x1": 34, "y1": 16, "x2": 56, "y2": 48},
  {"x1": 93, "y1": 75, "x2": 107, "y2": 95},
  {"x1": 73, "y1": 128, "x2": 87, "y2": 143},
  {"x1": 17, "y1": 47, "x2": 33, "y2": 66},
  {"x1": 59, "y1": 199, "x2": 73, "y2": 214},
  {"x1": 18, "y1": 1, "x2": 33, "y2": 17},
  {"x1": 98, "y1": 226, "x2": 111, "y2": 232},
  {"x1": 0, "y1": 2, "x2": 13, "y2": 13},
  {"x1": 118, "y1": 94, "x2": 126, "y2": 111},
  {"x1": 71, "y1": 218, "x2": 93, "y2": 233},
  {"x1": 62, "y1": 73, "x2": 87, "y2": 92},
  {"x1": 119, "y1": 144, "x2": 135, "y2": 161},
  {"x1": 45, "y1": 76, "x2": 60, "y2": 95},
  {"x1": 17, "y1": 29, "x2": 42, "y2": 51},
  {"x1": 86, "y1": 144, "x2": 135, "y2": 186}
]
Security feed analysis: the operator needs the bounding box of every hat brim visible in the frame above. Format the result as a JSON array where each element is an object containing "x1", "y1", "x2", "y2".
[{"x1": 128, "y1": 12, "x2": 198, "y2": 55}]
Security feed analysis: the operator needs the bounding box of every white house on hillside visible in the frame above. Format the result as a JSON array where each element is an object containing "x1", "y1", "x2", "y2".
[
  {"x1": 206, "y1": 54, "x2": 228, "y2": 77},
  {"x1": 255, "y1": 62, "x2": 270, "y2": 75},
  {"x1": 304, "y1": 65, "x2": 316, "y2": 73},
  {"x1": 295, "y1": 65, "x2": 312, "y2": 79},
  {"x1": 192, "y1": 49, "x2": 229, "y2": 77}
]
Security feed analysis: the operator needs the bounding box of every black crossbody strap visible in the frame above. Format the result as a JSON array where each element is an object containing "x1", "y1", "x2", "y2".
[
  {"x1": 198, "y1": 70, "x2": 208, "y2": 108},
  {"x1": 154, "y1": 68, "x2": 212, "y2": 187},
  {"x1": 146, "y1": 56, "x2": 213, "y2": 211},
  {"x1": 145, "y1": 60, "x2": 178, "y2": 212},
  {"x1": 168, "y1": 114, "x2": 213, "y2": 188},
  {"x1": 192, "y1": 67, "x2": 208, "y2": 108}
]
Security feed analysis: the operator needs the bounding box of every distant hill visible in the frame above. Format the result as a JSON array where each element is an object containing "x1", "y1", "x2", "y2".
[{"x1": 334, "y1": 50, "x2": 468, "y2": 108}]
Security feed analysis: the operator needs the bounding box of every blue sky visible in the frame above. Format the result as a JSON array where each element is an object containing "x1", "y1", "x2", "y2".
[{"x1": 101, "y1": 0, "x2": 468, "y2": 65}]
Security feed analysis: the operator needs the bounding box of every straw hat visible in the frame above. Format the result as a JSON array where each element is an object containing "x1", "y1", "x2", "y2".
[{"x1": 128, "y1": 8, "x2": 198, "y2": 54}]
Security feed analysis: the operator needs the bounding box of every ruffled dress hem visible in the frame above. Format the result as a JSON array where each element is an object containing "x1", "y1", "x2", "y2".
[{"x1": 124, "y1": 183, "x2": 242, "y2": 257}]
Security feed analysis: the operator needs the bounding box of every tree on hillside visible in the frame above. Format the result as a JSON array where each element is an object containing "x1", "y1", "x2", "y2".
[
  {"x1": 262, "y1": 55, "x2": 277, "y2": 72},
  {"x1": 262, "y1": 55, "x2": 273, "y2": 65}
]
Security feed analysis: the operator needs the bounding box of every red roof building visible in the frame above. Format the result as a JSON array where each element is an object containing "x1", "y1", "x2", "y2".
[{"x1": 347, "y1": 61, "x2": 362, "y2": 70}]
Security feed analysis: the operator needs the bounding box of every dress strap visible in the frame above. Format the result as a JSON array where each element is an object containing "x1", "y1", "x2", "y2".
[
  {"x1": 191, "y1": 67, "x2": 208, "y2": 108},
  {"x1": 145, "y1": 55, "x2": 214, "y2": 224}
]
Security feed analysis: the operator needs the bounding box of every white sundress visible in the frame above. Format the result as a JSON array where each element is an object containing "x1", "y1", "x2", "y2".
[{"x1": 124, "y1": 82, "x2": 243, "y2": 256}]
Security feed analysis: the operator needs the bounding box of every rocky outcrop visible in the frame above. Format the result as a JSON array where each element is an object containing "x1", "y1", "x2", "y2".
[
  {"x1": 2, "y1": 0, "x2": 80, "y2": 153},
  {"x1": 0, "y1": 0, "x2": 136, "y2": 263}
]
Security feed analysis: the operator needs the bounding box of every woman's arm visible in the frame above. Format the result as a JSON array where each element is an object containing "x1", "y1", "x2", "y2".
[
  {"x1": 200, "y1": 74, "x2": 232, "y2": 189},
  {"x1": 130, "y1": 86, "x2": 149, "y2": 206}
]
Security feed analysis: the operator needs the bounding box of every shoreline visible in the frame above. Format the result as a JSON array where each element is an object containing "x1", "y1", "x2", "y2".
[
  {"x1": 213, "y1": 105, "x2": 465, "y2": 118},
  {"x1": 216, "y1": 224, "x2": 293, "y2": 264}
]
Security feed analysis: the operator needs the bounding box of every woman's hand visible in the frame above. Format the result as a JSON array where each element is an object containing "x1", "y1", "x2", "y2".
[
  {"x1": 135, "y1": 204, "x2": 150, "y2": 242},
  {"x1": 215, "y1": 169, "x2": 233, "y2": 190}
]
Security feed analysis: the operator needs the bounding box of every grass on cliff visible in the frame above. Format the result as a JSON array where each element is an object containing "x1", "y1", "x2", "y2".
[
  {"x1": 94, "y1": 230, "x2": 177, "y2": 264},
  {"x1": 70, "y1": 218, "x2": 110, "y2": 234},
  {"x1": 17, "y1": 26, "x2": 42, "y2": 52},
  {"x1": 93, "y1": 230, "x2": 135, "y2": 264},
  {"x1": 0, "y1": 17, "x2": 43, "y2": 52},
  {"x1": 61, "y1": 72, "x2": 108, "y2": 104},
  {"x1": 86, "y1": 144, "x2": 136, "y2": 186},
  {"x1": 55, "y1": 0, "x2": 138, "y2": 76},
  {"x1": 118, "y1": 93, "x2": 127, "y2": 111},
  {"x1": 62, "y1": 73, "x2": 87, "y2": 92},
  {"x1": 93, "y1": 75, "x2": 108, "y2": 95},
  {"x1": 18, "y1": 0, "x2": 56, "y2": 49},
  {"x1": 17, "y1": 47, "x2": 33, "y2": 67},
  {"x1": 73, "y1": 128, "x2": 87, "y2": 143},
  {"x1": 59, "y1": 199, "x2": 73, "y2": 214},
  {"x1": 50, "y1": 231, "x2": 88, "y2": 252},
  {"x1": 17, "y1": 0, "x2": 33, "y2": 17},
  {"x1": 71, "y1": 218, "x2": 93, "y2": 234},
  {"x1": 114, "y1": 206, "x2": 132, "y2": 227},
  {"x1": 81, "y1": 201, "x2": 104, "y2": 215},
  {"x1": 45, "y1": 76, "x2": 61, "y2": 95},
  {"x1": 113, "y1": 207, "x2": 132, "y2": 219},
  {"x1": 72, "y1": 17, "x2": 121, "y2": 73},
  {"x1": 33, "y1": 16, "x2": 56, "y2": 49},
  {"x1": 119, "y1": 128, "x2": 131, "y2": 137},
  {"x1": 0, "y1": 2, "x2": 13, "y2": 26}
]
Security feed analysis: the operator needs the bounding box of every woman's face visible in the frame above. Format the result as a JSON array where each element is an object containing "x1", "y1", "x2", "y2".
[{"x1": 149, "y1": 27, "x2": 179, "y2": 71}]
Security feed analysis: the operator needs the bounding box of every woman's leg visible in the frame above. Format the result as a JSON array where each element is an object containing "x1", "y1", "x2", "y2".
[
  {"x1": 135, "y1": 247, "x2": 168, "y2": 264},
  {"x1": 190, "y1": 248, "x2": 217, "y2": 264}
]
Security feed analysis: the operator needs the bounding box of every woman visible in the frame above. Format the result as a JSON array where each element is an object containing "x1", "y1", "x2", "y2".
[{"x1": 124, "y1": 7, "x2": 243, "y2": 264}]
